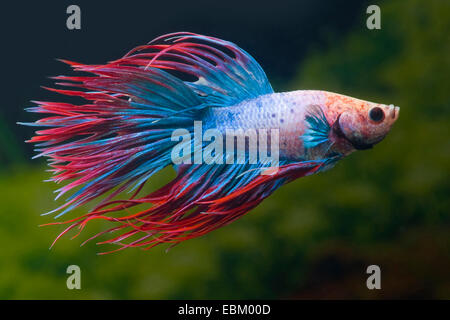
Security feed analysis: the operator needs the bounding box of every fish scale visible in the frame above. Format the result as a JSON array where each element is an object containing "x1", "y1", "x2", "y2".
[{"x1": 206, "y1": 90, "x2": 327, "y2": 159}]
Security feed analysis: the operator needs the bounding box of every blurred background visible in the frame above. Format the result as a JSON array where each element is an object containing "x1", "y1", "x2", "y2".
[{"x1": 0, "y1": 0, "x2": 449, "y2": 299}]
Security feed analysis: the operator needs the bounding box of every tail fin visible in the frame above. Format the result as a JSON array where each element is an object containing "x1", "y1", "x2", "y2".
[
  {"x1": 23, "y1": 32, "x2": 323, "y2": 253},
  {"x1": 28, "y1": 63, "x2": 202, "y2": 217}
]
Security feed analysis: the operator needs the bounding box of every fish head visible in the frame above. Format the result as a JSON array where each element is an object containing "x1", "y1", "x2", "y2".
[{"x1": 328, "y1": 95, "x2": 400, "y2": 150}]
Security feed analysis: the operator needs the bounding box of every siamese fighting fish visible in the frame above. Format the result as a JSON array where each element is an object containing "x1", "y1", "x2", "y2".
[{"x1": 22, "y1": 32, "x2": 399, "y2": 253}]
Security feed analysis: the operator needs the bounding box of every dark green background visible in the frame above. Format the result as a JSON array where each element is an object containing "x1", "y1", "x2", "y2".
[{"x1": 0, "y1": 0, "x2": 449, "y2": 299}]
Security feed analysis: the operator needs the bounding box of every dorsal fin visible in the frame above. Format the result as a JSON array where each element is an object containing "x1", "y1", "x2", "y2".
[{"x1": 114, "y1": 32, "x2": 274, "y2": 106}]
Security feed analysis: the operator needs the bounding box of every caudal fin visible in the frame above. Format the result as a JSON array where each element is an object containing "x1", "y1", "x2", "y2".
[{"x1": 22, "y1": 32, "x2": 326, "y2": 253}]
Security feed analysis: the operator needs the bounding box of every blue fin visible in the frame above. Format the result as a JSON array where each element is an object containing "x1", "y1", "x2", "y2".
[
  {"x1": 301, "y1": 104, "x2": 331, "y2": 148},
  {"x1": 142, "y1": 32, "x2": 274, "y2": 107}
]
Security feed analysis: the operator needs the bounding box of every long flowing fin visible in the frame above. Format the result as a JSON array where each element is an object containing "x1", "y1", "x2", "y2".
[
  {"x1": 44, "y1": 160, "x2": 328, "y2": 254},
  {"x1": 21, "y1": 32, "x2": 326, "y2": 252},
  {"x1": 23, "y1": 32, "x2": 273, "y2": 216}
]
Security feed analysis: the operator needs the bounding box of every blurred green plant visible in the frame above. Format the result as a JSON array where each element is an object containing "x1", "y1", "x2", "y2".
[{"x1": 0, "y1": 0, "x2": 448, "y2": 299}]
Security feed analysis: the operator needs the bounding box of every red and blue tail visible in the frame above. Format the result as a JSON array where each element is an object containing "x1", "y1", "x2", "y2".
[{"x1": 23, "y1": 32, "x2": 325, "y2": 253}]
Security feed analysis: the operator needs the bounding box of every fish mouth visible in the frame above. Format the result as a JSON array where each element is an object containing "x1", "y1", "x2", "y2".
[
  {"x1": 332, "y1": 114, "x2": 374, "y2": 150},
  {"x1": 388, "y1": 104, "x2": 400, "y2": 120}
]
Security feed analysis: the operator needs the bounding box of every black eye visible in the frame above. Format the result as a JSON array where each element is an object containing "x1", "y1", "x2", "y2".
[{"x1": 369, "y1": 107, "x2": 385, "y2": 122}]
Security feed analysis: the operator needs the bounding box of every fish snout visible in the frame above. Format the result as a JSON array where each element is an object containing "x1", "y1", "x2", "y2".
[{"x1": 387, "y1": 104, "x2": 400, "y2": 120}]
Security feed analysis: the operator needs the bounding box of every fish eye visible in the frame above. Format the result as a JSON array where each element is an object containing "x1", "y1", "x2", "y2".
[{"x1": 368, "y1": 107, "x2": 385, "y2": 123}]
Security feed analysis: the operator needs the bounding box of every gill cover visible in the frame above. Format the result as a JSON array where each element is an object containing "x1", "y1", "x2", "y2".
[{"x1": 335, "y1": 112, "x2": 383, "y2": 150}]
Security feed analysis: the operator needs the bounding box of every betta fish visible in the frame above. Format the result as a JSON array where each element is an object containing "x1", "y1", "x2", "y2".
[{"x1": 22, "y1": 32, "x2": 399, "y2": 253}]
